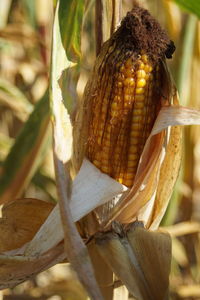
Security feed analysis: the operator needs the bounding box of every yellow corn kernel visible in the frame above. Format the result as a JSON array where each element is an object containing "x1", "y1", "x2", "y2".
[
  {"x1": 134, "y1": 101, "x2": 144, "y2": 108},
  {"x1": 132, "y1": 115, "x2": 143, "y2": 122},
  {"x1": 135, "y1": 94, "x2": 145, "y2": 101},
  {"x1": 127, "y1": 160, "x2": 138, "y2": 168},
  {"x1": 137, "y1": 78, "x2": 146, "y2": 88},
  {"x1": 124, "y1": 173, "x2": 135, "y2": 179},
  {"x1": 130, "y1": 130, "x2": 141, "y2": 138},
  {"x1": 116, "y1": 81, "x2": 123, "y2": 88},
  {"x1": 87, "y1": 51, "x2": 158, "y2": 188},
  {"x1": 124, "y1": 94, "x2": 132, "y2": 102},
  {"x1": 129, "y1": 145, "x2": 138, "y2": 153},
  {"x1": 141, "y1": 54, "x2": 148, "y2": 63},
  {"x1": 135, "y1": 87, "x2": 145, "y2": 94},
  {"x1": 124, "y1": 68, "x2": 134, "y2": 77},
  {"x1": 137, "y1": 69, "x2": 146, "y2": 78},
  {"x1": 139, "y1": 61, "x2": 145, "y2": 69},
  {"x1": 124, "y1": 77, "x2": 135, "y2": 87}
]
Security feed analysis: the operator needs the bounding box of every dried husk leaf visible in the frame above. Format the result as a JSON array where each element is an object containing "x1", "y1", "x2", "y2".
[
  {"x1": 0, "y1": 198, "x2": 54, "y2": 252},
  {"x1": 25, "y1": 159, "x2": 127, "y2": 256},
  {"x1": 0, "y1": 243, "x2": 66, "y2": 290},
  {"x1": 95, "y1": 222, "x2": 171, "y2": 300},
  {"x1": 149, "y1": 125, "x2": 182, "y2": 229}
]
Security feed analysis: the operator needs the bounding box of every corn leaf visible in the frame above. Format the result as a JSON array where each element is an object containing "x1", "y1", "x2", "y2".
[
  {"x1": 0, "y1": 92, "x2": 50, "y2": 204},
  {"x1": 173, "y1": 0, "x2": 200, "y2": 19},
  {"x1": 95, "y1": 222, "x2": 171, "y2": 300},
  {"x1": 24, "y1": 159, "x2": 126, "y2": 256},
  {"x1": 0, "y1": 243, "x2": 66, "y2": 290},
  {"x1": 0, "y1": 78, "x2": 33, "y2": 121},
  {"x1": 0, "y1": 198, "x2": 54, "y2": 252},
  {"x1": 50, "y1": 1, "x2": 103, "y2": 299}
]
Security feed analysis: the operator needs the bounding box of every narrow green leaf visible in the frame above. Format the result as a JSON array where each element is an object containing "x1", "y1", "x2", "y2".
[
  {"x1": 0, "y1": 92, "x2": 50, "y2": 204},
  {"x1": 58, "y1": 0, "x2": 84, "y2": 61},
  {"x1": 50, "y1": 0, "x2": 84, "y2": 162},
  {"x1": 22, "y1": 0, "x2": 37, "y2": 28},
  {"x1": 0, "y1": 78, "x2": 33, "y2": 121},
  {"x1": 173, "y1": 0, "x2": 200, "y2": 18}
]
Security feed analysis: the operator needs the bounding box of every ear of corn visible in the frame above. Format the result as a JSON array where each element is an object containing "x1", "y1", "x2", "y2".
[{"x1": 87, "y1": 53, "x2": 161, "y2": 187}]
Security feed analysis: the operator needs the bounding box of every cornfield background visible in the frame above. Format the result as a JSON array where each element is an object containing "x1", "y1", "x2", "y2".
[{"x1": 0, "y1": 0, "x2": 200, "y2": 299}]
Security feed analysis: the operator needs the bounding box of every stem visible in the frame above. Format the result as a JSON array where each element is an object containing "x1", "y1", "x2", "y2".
[{"x1": 177, "y1": 15, "x2": 197, "y2": 105}]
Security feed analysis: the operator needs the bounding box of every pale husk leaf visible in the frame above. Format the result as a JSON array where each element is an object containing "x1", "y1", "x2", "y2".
[
  {"x1": 25, "y1": 159, "x2": 126, "y2": 256},
  {"x1": 95, "y1": 222, "x2": 171, "y2": 300}
]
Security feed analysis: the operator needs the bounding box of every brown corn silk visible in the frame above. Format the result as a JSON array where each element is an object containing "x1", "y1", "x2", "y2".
[{"x1": 73, "y1": 5, "x2": 175, "y2": 231}]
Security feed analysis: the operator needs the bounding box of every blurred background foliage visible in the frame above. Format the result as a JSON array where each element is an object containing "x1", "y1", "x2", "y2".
[{"x1": 0, "y1": 0, "x2": 200, "y2": 299}]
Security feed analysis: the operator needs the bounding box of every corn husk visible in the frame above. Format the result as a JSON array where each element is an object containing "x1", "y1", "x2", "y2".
[{"x1": 95, "y1": 222, "x2": 171, "y2": 300}]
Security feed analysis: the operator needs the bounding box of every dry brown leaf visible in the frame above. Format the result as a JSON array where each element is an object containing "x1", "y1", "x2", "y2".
[
  {"x1": 0, "y1": 198, "x2": 54, "y2": 252},
  {"x1": 0, "y1": 243, "x2": 66, "y2": 290},
  {"x1": 149, "y1": 125, "x2": 182, "y2": 229},
  {"x1": 95, "y1": 222, "x2": 171, "y2": 300}
]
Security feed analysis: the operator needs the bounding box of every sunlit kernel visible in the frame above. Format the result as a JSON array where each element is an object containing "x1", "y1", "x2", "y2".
[
  {"x1": 118, "y1": 177, "x2": 123, "y2": 184},
  {"x1": 135, "y1": 87, "x2": 145, "y2": 94},
  {"x1": 136, "y1": 69, "x2": 146, "y2": 78},
  {"x1": 124, "y1": 94, "x2": 132, "y2": 101},
  {"x1": 141, "y1": 54, "x2": 148, "y2": 63},
  {"x1": 137, "y1": 78, "x2": 146, "y2": 88},
  {"x1": 144, "y1": 65, "x2": 150, "y2": 72},
  {"x1": 116, "y1": 81, "x2": 123, "y2": 88},
  {"x1": 139, "y1": 62, "x2": 145, "y2": 69},
  {"x1": 124, "y1": 77, "x2": 135, "y2": 87}
]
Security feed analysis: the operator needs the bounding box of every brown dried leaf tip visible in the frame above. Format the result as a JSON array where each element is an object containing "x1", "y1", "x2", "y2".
[{"x1": 86, "y1": 5, "x2": 175, "y2": 188}]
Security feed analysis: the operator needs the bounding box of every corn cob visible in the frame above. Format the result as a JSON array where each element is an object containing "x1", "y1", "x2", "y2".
[{"x1": 86, "y1": 6, "x2": 175, "y2": 188}]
